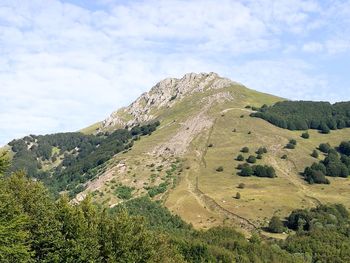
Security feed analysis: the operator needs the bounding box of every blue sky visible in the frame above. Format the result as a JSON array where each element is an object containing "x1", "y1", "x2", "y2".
[{"x1": 1, "y1": 0, "x2": 350, "y2": 145}]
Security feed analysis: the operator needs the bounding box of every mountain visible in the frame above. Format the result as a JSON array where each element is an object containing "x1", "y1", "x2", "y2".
[{"x1": 5, "y1": 72, "x2": 350, "y2": 236}]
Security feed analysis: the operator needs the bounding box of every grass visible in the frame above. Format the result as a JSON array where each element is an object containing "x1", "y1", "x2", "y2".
[{"x1": 78, "y1": 81, "x2": 350, "y2": 234}]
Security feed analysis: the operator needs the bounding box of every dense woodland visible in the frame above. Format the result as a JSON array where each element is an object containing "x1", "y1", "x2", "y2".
[
  {"x1": 251, "y1": 101, "x2": 350, "y2": 132},
  {"x1": 1, "y1": 155, "x2": 350, "y2": 262},
  {"x1": 303, "y1": 141, "x2": 350, "y2": 184},
  {"x1": 7, "y1": 122, "x2": 160, "y2": 196}
]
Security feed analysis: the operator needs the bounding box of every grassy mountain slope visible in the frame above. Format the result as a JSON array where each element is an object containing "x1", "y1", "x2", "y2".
[
  {"x1": 76, "y1": 73, "x2": 350, "y2": 235},
  {"x1": 5, "y1": 72, "x2": 350, "y2": 236}
]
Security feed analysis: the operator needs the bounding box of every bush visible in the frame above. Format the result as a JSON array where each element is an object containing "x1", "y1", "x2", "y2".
[
  {"x1": 256, "y1": 154, "x2": 263, "y2": 160},
  {"x1": 208, "y1": 143, "x2": 213, "y2": 148},
  {"x1": 256, "y1": 147, "x2": 268, "y2": 154},
  {"x1": 115, "y1": 185, "x2": 135, "y2": 200},
  {"x1": 281, "y1": 154, "x2": 288, "y2": 160},
  {"x1": 247, "y1": 155, "x2": 257, "y2": 164},
  {"x1": 236, "y1": 154, "x2": 244, "y2": 161},
  {"x1": 319, "y1": 143, "x2": 331, "y2": 153},
  {"x1": 268, "y1": 216, "x2": 284, "y2": 233},
  {"x1": 301, "y1": 132, "x2": 310, "y2": 139},
  {"x1": 241, "y1": 147, "x2": 249, "y2": 153},
  {"x1": 289, "y1": 139, "x2": 297, "y2": 145},
  {"x1": 311, "y1": 150, "x2": 319, "y2": 158},
  {"x1": 235, "y1": 192, "x2": 241, "y2": 199},
  {"x1": 285, "y1": 143, "x2": 295, "y2": 149},
  {"x1": 252, "y1": 165, "x2": 276, "y2": 178},
  {"x1": 237, "y1": 183, "x2": 245, "y2": 189},
  {"x1": 240, "y1": 166, "x2": 253, "y2": 176},
  {"x1": 216, "y1": 166, "x2": 224, "y2": 172}
]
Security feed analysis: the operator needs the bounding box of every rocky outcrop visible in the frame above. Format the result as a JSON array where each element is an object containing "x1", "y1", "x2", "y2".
[{"x1": 102, "y1": 72, "x2": 237, "y2": 128}]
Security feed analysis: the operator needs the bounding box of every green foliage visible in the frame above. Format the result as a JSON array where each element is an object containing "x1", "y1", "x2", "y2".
[
  {"x1": 282, "y1": 204, "x2": 350, "y2": 262},
  {"x1": 247, "y1": 155, "x2": 257, "y2": 164},
  {"x1": 235, "y1": 192, "x2": 241, "y2": 199},
  {"x1": 0, "y1": 171, "x2": 180, "y2": 263},
  {"x1": 301, "y1": 132, "x2": 310, "y2": 139},
  {"x1": 311, "y1": 150, "x2": 319, "y2": 158},
  {"x1": 256, "y1": 147, "x2": 268, "y2": 154},
  {"x1": 303, "y1": 141, "x2": 350, "y2": 184},
  {"x1": 236, "y1": 154, "x2": 245, "y2": 161},
  {"x1": 8, "y1": 122, "x2": 160, "y2": 196},
  {"x1": 268, "y1": 216, "x2": 285, "y2": 233},
  {"x1": 285, "y1": 143, "x2": 296, "y2": 149},
  {"x1": 252, "y1": 165, "x2": 276, "y2": 178},
  {"x1": 240, "y1": 165, "x2": 254, "y2": 176},
  {"x1": 147, "y1": 182, "x2": 168, "y2": 197},
  {"x1": 115, "y1": 185, "x2": 135, "y2": 200},
  {"x1": 241, "y1": 146, "x2": 249, "y2": 153},
  {"x1": 251, "y1": 101, "x2": 350, "y2": 132},
  {"x1": 319, "y1": 143, "x2": 331, "y2": 153}
]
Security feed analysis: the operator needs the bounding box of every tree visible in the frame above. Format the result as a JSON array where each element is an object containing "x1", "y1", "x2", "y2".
[
  {"x1": 339, "y1": 141, "x2": 350, "y2": 156},
  {"x1": 286, "y1": 143, "x2": 295, "y2": 149},
  {"x1": 216, "y1": 166, "x2": 224, "y2": 172},
  {"x1": 320, "y1": 123, "x2": 330, "y2": 134},
  {"x1": 235, "y1": 192, "x2": 241, "y2": 199},
  {"x1": 268, "y1": 216, "x2": 284, "y2": 233},
  {"x1": 241, "y1": 147, "x2": 249, "y2": 153},
  {"x1": 247, "y1": 155, "x2": 257, "y2": 164},
  {"x1": 236, "y1": 154, "x2": 244, "y2": 161},
  {"x1": 301, "y1": 132, "x2": 310, "y2": 139},
  {"x1": 237, "y1": 183, "x2": 245, "y2": 189},
  {"x1": 289, "y1": 139, "x2": 297, "y2": 145},
  {"x1": 240, "y1": 166, "x2": 253, "y2": 176},
  {"x1": 319, "y1": 143, "x2": 331, "y2": 153},
  {"x1": 311, "y1": 150, "x2": 319, "y2": 158}
]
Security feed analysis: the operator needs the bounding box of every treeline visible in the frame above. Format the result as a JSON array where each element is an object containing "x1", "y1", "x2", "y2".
[
  {"x1": 280, "y1": 204, "x2": 350, "y2": 263},
  {"x1": 251, "y1": 101, "x2": 350, "y2": 132},
  {"x1": 303, "y1": 141, "x2": 350, "y2": 184},
  {"x1": 2, "y1": 157, "x2": 350, "y2": 262},
  {"x1": 8, "y1": 121, "x2": 160, "y2": 196},
  {"x1": 0, "y1": 160, "x2": 302, "y2": 263}
]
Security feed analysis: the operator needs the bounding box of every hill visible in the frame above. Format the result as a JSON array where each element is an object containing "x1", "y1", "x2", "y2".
[{"x1": 5, "y1": 72, "x2": 350, "y2": 236}]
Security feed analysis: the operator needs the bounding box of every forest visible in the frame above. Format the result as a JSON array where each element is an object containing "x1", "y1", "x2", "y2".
[
  {"x1": 1, "y1": 154, "x2": 350, "y2": 262},
  {"x1": 303, "y1": 141, "x2": 350, "y2": 184},
  {"x1": 7, "y1": 121, "x2": 160, "y2": 196},
  {"x1": 251, "y1": 101, "x2": 350, "y2": 132}
]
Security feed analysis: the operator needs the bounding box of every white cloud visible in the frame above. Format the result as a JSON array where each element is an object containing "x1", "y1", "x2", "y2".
[
  {"x1": 0, "y1": 0, "x2": 349, "y2": 145},
  {"x1": 302, "y1": 42, "x2": 324, "y2": 52}
]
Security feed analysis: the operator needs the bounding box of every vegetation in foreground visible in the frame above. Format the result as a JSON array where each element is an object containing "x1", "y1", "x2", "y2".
[{"x1": 1, "y1": 154, "x2": 350, "y2": 263}]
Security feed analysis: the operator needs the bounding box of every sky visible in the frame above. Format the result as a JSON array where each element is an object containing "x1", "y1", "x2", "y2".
[{"x1": 1, "y1": 0, "x2": 350, "y2": 145}]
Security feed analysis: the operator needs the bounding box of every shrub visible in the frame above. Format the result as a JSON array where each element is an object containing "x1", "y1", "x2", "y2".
[
  {"x1": 311, "y1": 150, "x2": 319, "y2": 158},
  {"x1": 236, "y1": 154, "x2": 245, "y2": 161},
  {"x1": 289, "y1": 139, "x2": 297, "y2": 145},
  {"x1": 256, "y1": 154, "x2": 263, "y2": 160},
  {"x1": 268, "y1": 216, "x2": 284, "y2": 233},
  {"x1": 208, "y1": 143, "x2": 213, "y2": 148},
  {"x1": 116, "y1": 185, "x2": 135, "y2": 200},
  {"x1": 319, "y1": 143, "x2": 331, "y2": 153},
  {"x1": 241, "y1": 147, "x2": 249, "y2": 153},
  {"x1": 216, "y1": 166, "x2": 224, "y2": 172},
  {"x1": 256, "y1": 147, "x2": 268, "y2": 154},
  {"x1": 240, "y1": 166, "x2": 253, "y2": 176},
  {"x1": 237, "y1": 183, "x2": 245, "y2": 189},
  {"x1": 301, "y1": 132, "x2": 310, "y2": 139},
  {"x1": 247, "y1": 156, "x2": 257, "y2": 164},
  {"x1": 281, "y1": 154, "x2": 288, "y2": 160},
  {"x1": 285, "y1": 143, "x2": 295, "y2": 149},
  {"x1": 235, "y1": 192, "x2": 241, "y2": 199}
]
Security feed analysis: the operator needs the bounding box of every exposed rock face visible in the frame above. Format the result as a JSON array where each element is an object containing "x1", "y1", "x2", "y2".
[{"x1": 102, "y1": 72, "x2": 237, "y2": 128}]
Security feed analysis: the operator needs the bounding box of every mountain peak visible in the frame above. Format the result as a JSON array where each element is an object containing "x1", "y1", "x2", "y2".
[{"x1": 102, "y1": 72, "x2": 237, "y2": 129}]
